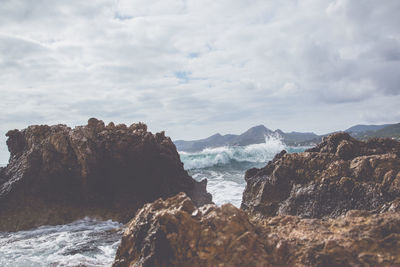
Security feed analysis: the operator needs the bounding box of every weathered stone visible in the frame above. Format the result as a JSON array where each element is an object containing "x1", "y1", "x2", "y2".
[
  {"x1": 242, "y1": 132, "x2": 400, "y2": 218},
  {"x1": 113, "y1": 193, "x2": 400, "y2": 267},
  {"x1": 0, "y1": 118, "x2": 212, "y2": 231},
  {"x1": 113, "y1": 193, "x2": 271, "y2": 267}
]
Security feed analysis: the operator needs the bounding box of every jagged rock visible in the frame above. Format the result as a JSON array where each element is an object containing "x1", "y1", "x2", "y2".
[
  {"x1": 0, "y1": 118, "x2": 211, "y2": 231},
  {"x1": 261, "y1": 209, "x2": 400, "y2": 266},
  {"x1": 113, "y1": 193, "x2": 400, "y2": 267},
  {"x1": 113, "y1": 193, "x2": 271, "y2": 267},
  {"x1": 241, "y1": 132, "x2": 400, "y2": 218}
]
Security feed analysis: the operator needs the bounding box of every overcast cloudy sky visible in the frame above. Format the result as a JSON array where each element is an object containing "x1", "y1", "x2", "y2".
[{"x1": 1, "y1": 0, "x2": 400, "y2": 162}]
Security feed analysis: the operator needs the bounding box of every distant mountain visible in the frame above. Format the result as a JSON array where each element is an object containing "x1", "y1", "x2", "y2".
[
  {"x1": 229, "y1": 125, "x2": 274, "y2": 146},
  {"x1": 174, "y1": 125, "x2": 318, "y2": 152},
  {"x1": 361, "y1": 123, "x2": 400, "y2": 139},
  {"x1": 344, "y1": 123, "x2": 400, "y2": 140},
  {"x1": 174, "y1": 133, "x2": 236, "y2": 152},
  {"x1": 174, "y1": 123, "x2": 400, "y2": 152},
  {"x1": 278, "y1": 130, "x2": 320, "y2": 145},
  {"x1": 345, "y1": 124, "x2": 391, "y2": 133}
]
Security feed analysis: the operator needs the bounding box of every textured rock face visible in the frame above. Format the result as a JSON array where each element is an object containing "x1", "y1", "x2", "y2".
[
  {"x1": 113, "y1": 193, "x2": 400, "y2": 267},
  {"x1": 113, "y1": 193, "x2": 271, "y2": 267},
  {"x1": 0, "y1": 118, "x2": 211, "y2": 231},
  {"x1": 262, "y1": 209, "x2": 400, "y2": 266},
  {"x1": 241, "y1": 132, "x2": 400, "y2": 218}
]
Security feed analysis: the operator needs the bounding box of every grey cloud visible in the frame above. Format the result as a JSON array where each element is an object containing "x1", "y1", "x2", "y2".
[
  {"x1": 0, "y1": 35, "x2": 47, "y2": 59},
  {"x1": 374, "y1": 39, "x2": 400, "y2": 62},
  {"x1": 68, "y1": 99, "x2": 143, "y2": 119},
  {"x1": 0, "y1": 0, "x2": 400, "y2": 162}
]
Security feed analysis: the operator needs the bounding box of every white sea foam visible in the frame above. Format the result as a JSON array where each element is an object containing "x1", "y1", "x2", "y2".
[
  {"x1": 0, "y1": 218, "x2": 123, "y2": 267},
  {"x1": 180, "y1": 135, "x2": 286, "y2": 169},
  {"x1": 191, "y1": 170, "x2": 245, "y2": 207}
]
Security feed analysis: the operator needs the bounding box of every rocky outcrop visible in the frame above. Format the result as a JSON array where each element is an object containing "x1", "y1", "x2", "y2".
[
  {"x1": 0, "y1": 118, "x2": 211, "y2": 232},
  {"x1": 113, "y1": 193, "x2": 400, "y2": 267},
  {"x1": 241, "y1": 132, "x2": 400, "y2": 218},
  {"x1": 113, "y1": 193, "x2": 271, "y2": 267},
  {"x1": 112, "y1": 133, "x2": 400, "y2": 266}
]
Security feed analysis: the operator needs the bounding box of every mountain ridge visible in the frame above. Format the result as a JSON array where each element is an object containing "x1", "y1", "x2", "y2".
[
  {"x1": 174, "y1": 125, "x2": 319, "y2": 152},
  {"x1": 175, "y1": 123, "x2": 400, "y2": 152},
  {"x1": 345, "y1": 124, "x2": 391, "y2": 133}
]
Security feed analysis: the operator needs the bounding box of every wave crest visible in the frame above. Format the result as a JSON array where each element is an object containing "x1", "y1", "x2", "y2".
[{"x1": 180, "y1": 135, "x2": 286, "y2": 169}]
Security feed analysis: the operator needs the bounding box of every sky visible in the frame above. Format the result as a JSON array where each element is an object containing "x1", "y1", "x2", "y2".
[{"x1": 0, "y1": 0, "x2": 400, "y2": 163}]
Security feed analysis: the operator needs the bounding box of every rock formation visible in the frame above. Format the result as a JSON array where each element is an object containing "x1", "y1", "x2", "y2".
[
  {"x1": 0, "y1": 118, "x2": 211, "y2": 231},
  {"x1": 113, "y1": 193, "x2": 271, "y2": 267},
  {"x1": 241, "y1": 132, "x2": 400, "y2": 218},
  {"x1": 113, "y1": 193, "x2": 400, "y2": 267},
  {"x1": 113, "y1": 133, "x2": 400, "y2": 266}
]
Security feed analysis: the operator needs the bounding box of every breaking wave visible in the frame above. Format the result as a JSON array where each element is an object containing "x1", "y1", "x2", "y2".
[{"x1": 180, "y1": 135, "x2": 286, "y2": 170}]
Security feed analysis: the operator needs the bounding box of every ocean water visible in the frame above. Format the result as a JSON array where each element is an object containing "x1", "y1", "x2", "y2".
[
  {"x1": 0, "y1": 219, "x2": 123, "y2": 267},
  {"x1": 180, "y1": 136, "x2": 307, "y2": 207},
  {"x1": 0, "y1": 136, "x2": 306, "y2": 266}
]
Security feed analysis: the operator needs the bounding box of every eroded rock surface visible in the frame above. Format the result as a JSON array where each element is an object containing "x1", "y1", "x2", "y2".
[
  {"x1": 113, "y1": 193, "x2": 271, "y2": 267},
  {"x1": 0, "y1": 118, "x2": 211, "y2": 231},
  {"x1": 113, "y1": 193, "x2": 400, "y2": 267},
  {"x1": 241, "y1": 132, "x2": 400, "y2": 218}
]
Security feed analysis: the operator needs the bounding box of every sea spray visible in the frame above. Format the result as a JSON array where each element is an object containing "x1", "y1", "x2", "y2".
[
  {"x1": 0, "y1": 219, "x2": 123, "y2": 267},
  {"x1": 180, "y1": 134, "x2": 286, "y2": 170},
  {"x1": 191, "y1": 169, "x2": 245, "y2": 207},
  {"x1": 181, "y1": 135, "x2": 309, "y2": 207}
]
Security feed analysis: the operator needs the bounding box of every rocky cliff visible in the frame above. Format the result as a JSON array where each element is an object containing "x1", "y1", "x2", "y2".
[
  {"x1": 241, "y1": 132, "x2": 400, "y2": 218},
  {"x1": 113, "y1": 193, "x2": 400, "y2": 267},
  {"x1": 0, "y1": 118, "x2": 211, "y2": 231}
]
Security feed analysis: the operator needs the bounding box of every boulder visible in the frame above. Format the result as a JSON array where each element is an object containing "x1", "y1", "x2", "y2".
[
  {"x1": 113, "y1": 193, "x2": 400, "y2": 267},
  {"x1": 241, "y1": 132, "x2": 400, "y2": 218},
  {"x1": 0, "y1": 118, "x2": 211, "y2": 231},
  {"x1": 113, "y1": 193, "x2": 271, "y2": 267}
]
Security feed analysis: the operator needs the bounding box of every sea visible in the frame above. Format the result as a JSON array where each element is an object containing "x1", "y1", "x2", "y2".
[{"x1": 0, "y1": 136, "x2": 306, "y2": 266}]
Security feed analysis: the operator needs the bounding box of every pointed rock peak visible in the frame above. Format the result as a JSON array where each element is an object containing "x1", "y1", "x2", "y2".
[
  {"x1": 246, "y1": 125, "x2": 271, "y2": 133},
  {"x1": 205, "y1": 133, "x2": 222, "y2": 140},
  {"x1": 252, "y1": 124, "x2": 268, "y2": 130}
]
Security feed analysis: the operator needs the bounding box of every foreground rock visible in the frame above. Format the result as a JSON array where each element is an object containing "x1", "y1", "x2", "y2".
[
  {"x1": 0, "y1": 118, "x2": 211, "y2": 232},
  {"x1": 242, "y1": 132, "x2": 400, "y2": 218},
  {"x1": 113, "y1": 193, "x2": 400, "y2": 267}
]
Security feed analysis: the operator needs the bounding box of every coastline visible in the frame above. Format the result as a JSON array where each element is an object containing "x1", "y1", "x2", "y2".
[{"x1": 1, "y1": 122, "x2": 400, "y2": 266}]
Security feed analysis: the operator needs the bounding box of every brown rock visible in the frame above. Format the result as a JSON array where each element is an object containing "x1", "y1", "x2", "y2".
[
  {"x1": 242, "y1": 132, "x2": 400, "y2": 218},
  {"x1": 0, "y1": 118, "x2": 211, "y2": 231},
  {"x1": 113, "y1": 193, "x2": 271, "y2": 267},
  {"x1": 113, "y1": 193, "x2": 400, "y2": 267}
]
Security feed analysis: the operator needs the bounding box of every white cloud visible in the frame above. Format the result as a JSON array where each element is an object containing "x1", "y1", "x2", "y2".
[{"x1": 0, "y1": 0, "x2": 399, "y2": 162}]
